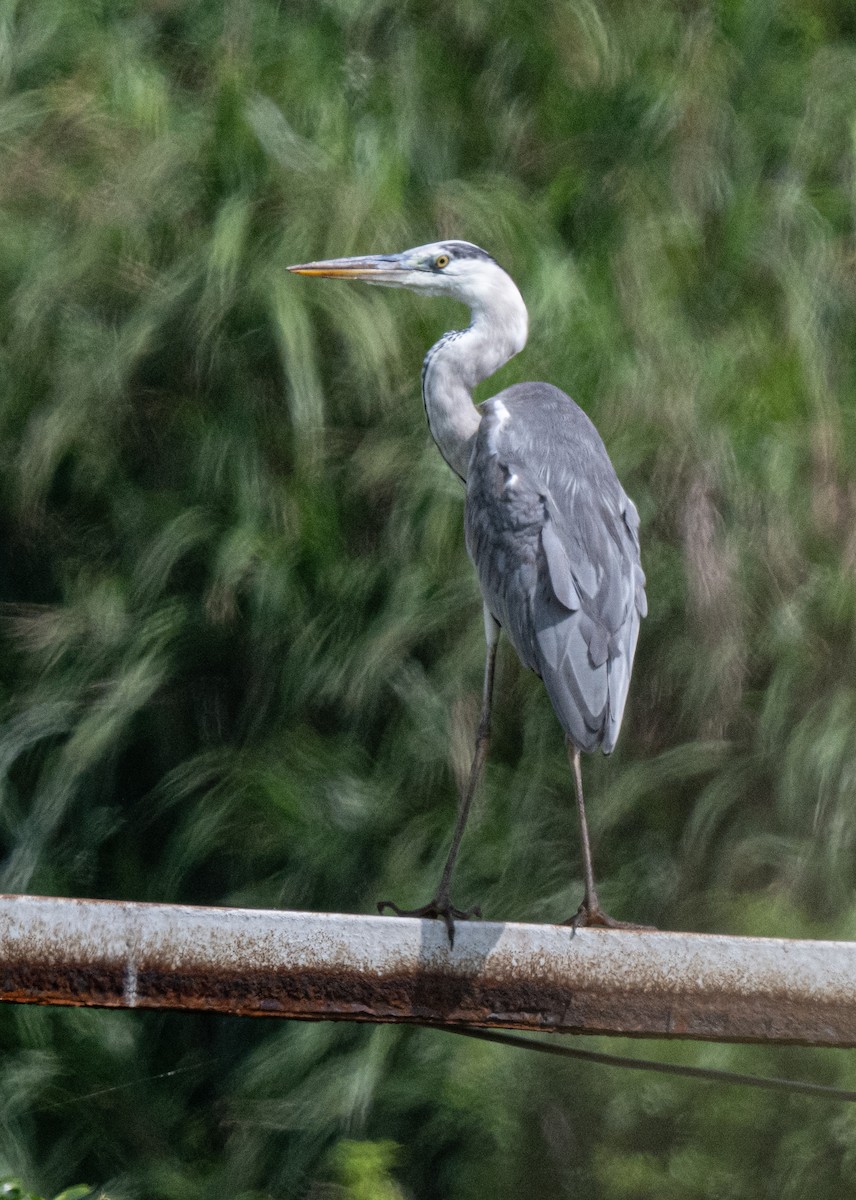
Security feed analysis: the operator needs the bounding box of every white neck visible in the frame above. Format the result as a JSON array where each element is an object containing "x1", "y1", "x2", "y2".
[{"x1": 421, "y1": 272, "x2": 528, "y2": 480}]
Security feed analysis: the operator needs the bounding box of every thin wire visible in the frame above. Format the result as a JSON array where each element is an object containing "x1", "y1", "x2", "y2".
[
  {"x1": 36, "y1": 1062, "x2": 207, "y2": 1112},
  {"x1": 428, "y1": 1025, "x2": 856, "y2": 1103},
  {"x1": 31, "y1": 1029, "x2": 856, "y2": 1111}
]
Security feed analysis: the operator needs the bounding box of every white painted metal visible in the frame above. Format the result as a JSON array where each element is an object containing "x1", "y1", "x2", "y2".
[{"x1": 0, "y1": 894, "x2": 854, "y2": 1044}]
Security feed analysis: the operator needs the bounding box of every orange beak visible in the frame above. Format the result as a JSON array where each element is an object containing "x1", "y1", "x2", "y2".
[{"x1": 287, "y1": 253, "x2": 409, "y2": 282}]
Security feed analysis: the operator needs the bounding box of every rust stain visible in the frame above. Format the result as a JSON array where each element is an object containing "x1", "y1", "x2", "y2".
[{"x1": 2, "y1": 958, "x2": 856, "y2": 1047}]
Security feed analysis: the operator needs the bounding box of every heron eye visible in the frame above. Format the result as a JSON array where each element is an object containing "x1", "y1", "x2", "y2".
[{"x1": 434, "y1": 254, "x2": 450, "y2": 269}]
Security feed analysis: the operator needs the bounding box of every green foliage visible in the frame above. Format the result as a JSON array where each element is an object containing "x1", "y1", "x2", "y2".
[
  {"x1": 2, "y1": 0, "x2": 856, "y2": 1196},
  {"x1": 327, "y1": 1140, "x2": 405, "y2": 1200},
  {"x1": 0, "y1": 1179, "x2": 95, "y2": 1200}
]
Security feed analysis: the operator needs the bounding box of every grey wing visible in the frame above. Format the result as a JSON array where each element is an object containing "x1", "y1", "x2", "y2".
[{"x1": 465, "y1": 385, "x2": 646, "y2": 754}]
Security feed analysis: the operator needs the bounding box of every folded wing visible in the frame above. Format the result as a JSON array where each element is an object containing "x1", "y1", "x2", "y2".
[{"x1": 465, "y1": 383, "x2": 646, "y2": 754}]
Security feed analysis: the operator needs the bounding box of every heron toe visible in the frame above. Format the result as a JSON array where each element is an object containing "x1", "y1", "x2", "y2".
[
  {"x1": 562, "y1": 902, "x2": 655, "y2": 932},
  {"x1": 377, "y1": 896, "x2": 482, "y2": 946}
]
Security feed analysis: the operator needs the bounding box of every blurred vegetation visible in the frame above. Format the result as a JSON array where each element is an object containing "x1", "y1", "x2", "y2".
[
  {"x1": 0, "y1": 1181, "x2": 94, "y2": 1200},
  {"x1": 2, "y1": 0, "x2": 856, "y2": 1194},
  {"x1": 0, "y1": 1183, "x2": 94, "y2": 1200}
]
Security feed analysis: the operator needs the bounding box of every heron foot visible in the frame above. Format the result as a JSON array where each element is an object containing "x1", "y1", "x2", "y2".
[
  {"x1": 562, "y1": 903, "x2": 656, "y2": 933},
  {"x1": 377, "y1": 896, "x2": 482, "y2": 947}
]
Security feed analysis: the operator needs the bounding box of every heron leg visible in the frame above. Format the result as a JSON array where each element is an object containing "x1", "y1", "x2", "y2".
[
  {"x1": 378, "y1": 610, "x2": 499, "y2": 946},
  {"x1": 563, "y1": 741, "x2": 652, "y2": 931}
]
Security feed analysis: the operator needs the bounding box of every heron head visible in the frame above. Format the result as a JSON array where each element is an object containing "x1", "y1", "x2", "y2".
[{"x1": 288, "y1": 240, "x2": 513, "y2": 307}]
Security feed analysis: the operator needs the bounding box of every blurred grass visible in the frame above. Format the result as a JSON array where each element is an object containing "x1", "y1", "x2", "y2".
[{"x1": 2, "y1": 0, "x2": 856, "y2": 1196}]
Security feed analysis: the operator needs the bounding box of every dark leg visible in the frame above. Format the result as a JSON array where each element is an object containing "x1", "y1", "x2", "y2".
[
  {"x1": 378, "y1": 611, "x2": 499, "y2": 945},
  {"x1": 563, "y1": 740, "x2": 653, "y2": 931}
]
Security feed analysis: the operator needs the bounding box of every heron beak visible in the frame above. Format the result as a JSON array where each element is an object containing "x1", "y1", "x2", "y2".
[{"x1": 287, "y1": 254, "x2": 409, "y2": 283}]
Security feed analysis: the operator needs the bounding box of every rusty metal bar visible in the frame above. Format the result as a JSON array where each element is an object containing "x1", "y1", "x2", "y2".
[{"x1": 1, "y1": 894, "x2": 855, "y2": 1045}]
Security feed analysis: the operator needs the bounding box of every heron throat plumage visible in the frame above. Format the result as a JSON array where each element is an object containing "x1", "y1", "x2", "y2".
[{"x1": 420, "y1": 268, "x2": 529, "y2": 481}]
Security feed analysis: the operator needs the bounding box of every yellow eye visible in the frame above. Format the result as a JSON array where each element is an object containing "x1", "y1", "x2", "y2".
[{"x1": 435, "y1": 253, "x2": 450, "y2": 269}]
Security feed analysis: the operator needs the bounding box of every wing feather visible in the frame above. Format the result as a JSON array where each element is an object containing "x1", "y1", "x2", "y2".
[{"x1": 465, "y1": 383, "x2": 646, "y2": 754}]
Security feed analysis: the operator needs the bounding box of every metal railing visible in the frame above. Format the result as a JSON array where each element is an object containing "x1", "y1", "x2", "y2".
[{"x1": 1, "y1": 894, "x2": 855, "y2": 1046}]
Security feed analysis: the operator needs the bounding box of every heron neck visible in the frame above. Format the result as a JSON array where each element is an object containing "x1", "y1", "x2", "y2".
[{"x1": 421, "y1": 286, "x2": 528, "y2": 480}]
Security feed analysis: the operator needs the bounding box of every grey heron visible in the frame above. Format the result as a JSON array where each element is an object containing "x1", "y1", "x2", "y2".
[{"x1": 288, "y1": 240, "x2": 647, "y2": 939}]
